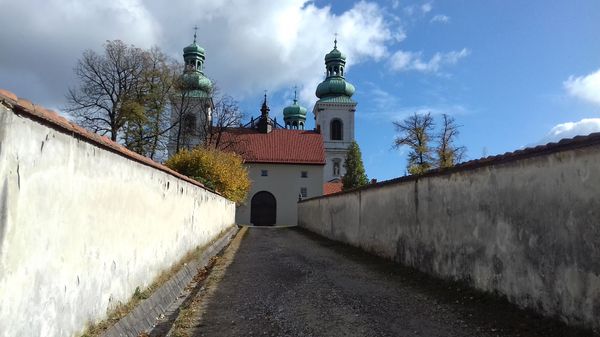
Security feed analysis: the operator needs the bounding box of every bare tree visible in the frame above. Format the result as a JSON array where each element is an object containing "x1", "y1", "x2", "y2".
[
  {"x1": 121, "y1": 48, "x2": 179, "y2": 159},
  {"x1": 437, "y1": 114, "x2": 466, "y2": 168},
  {"x1": 393, "y1": 112, "x2": 435, "y2": 175},
  {"x1": 204, "y1": 91, "x2": 245, "y2": 150},
  {"x1": 66, "y1": 40, "x2": 148, "y2": 141}
]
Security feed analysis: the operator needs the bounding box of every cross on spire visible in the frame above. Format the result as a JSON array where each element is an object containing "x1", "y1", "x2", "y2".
[
  {"x1": 293, "y1": 85, "x2": 298, "y2": 102},
  {"x1": 193, "y1": 25, "x2": 198, "y2": 43}
]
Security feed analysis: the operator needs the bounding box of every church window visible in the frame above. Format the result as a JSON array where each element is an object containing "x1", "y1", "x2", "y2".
[
  {"x1": 261, "y1": 170, "x2": 268, "y2": 177},
  {"x1": 330, "y1": 119, "x2": 343, "y2": 140},
  {"x1": 301, "y1": 171, "x2": 308, "y2": 178},
  {"x1": 183, "y1": 113, "x2": 196, "y2": 133},
  {"x1": 300, "y1": 187, "x2": 307, "y2": 198}
]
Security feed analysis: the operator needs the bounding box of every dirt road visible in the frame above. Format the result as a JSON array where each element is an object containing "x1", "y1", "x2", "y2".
[{"x1": 169, "y1": 227, "x2": 595, "y2": 337}]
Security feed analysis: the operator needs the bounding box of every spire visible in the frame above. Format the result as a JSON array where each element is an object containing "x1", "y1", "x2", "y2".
[
  {"x1": 315, "y1": 37, "x2": 355, "y2": 101},
  {"x1": 258, "y1": 91, "x2": 273, "y2": 133},
  {"x1": 283, "y1": 86, "x2": 307, "y2": 130},
  {"x1": 293, "y1": 85, "x2": 298, "y2": 104},
  {"x1": 181, "y1": 30, "x2": 212, "y2": 98},
  {"x1": 261, "y1": 90, "x2": 270, "y2": 116}
]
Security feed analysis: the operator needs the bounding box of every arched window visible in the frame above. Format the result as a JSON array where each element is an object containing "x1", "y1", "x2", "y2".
[
  {"x1": 183, "y1": 113, "x2": 196, "y2": 133},
  {"x1": 330, "y1": 119, "x2": 343, "y2": 140}
]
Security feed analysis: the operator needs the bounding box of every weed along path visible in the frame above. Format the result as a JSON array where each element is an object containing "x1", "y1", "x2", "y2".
[{"x1": 165, "y1": 227, "x2": 596, "y2": 337}]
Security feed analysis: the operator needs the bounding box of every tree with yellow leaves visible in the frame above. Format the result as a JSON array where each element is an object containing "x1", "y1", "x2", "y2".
[{"x1": 165, "y1": 147, "x2": 250, "y2": 203}]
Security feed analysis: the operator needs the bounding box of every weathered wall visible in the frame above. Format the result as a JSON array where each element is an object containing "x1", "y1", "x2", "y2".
[
  {"x1": 0, "y1": 96, "x2": 235, "y2": 337},
  {"x1": 299, "y1": 137, "x2": 600, "y2": 330}
]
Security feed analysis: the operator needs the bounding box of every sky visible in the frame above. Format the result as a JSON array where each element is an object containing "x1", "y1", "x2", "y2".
[{"x1": 1, "y1": 0, "x2": 599, "y2": 181}]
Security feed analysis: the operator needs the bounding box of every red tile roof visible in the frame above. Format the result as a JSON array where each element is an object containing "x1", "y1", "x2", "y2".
[
  {"x1": 0, "y1": 88, "x2": 220, "y2": 195},
  {"x1": 323, "y1": 182, "x2": 343, "y2": 195},
  {"x1": 220, "y1": 128, "x2": 325, "y2": 165}
]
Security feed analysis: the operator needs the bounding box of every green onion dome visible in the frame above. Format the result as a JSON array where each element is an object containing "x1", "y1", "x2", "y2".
[
  {"x1": 283, "y1": 99, "x2": 307, "y2": 121},
  {"x1": 316, "y1": 76, "x2": 355, "y2": 99},
  {"x1": 183, "y1": 42, "x2": 205, "y2": 56},
  {"x1": 325, "y1": 46, "x2": 346, "y2": 63},
  {"x1": 181, "y1": 72, "x2": 212, "y2": 97},
  {"x1": 316, "y1": 39, "x2": 354, "y2": 99}
]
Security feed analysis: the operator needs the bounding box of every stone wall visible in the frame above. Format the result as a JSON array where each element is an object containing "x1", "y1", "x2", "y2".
[
  {"x1": 0, "y1": 91, "x2": 236, "y2": 337},
  {"x1": 298, "y1": 135, "x2": 600, "y2": 330}
]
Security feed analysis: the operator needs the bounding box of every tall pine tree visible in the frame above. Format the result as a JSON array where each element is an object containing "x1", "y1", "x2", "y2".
[{"x1": 342, "y1": 141, "x2": 368, "y2": 190}]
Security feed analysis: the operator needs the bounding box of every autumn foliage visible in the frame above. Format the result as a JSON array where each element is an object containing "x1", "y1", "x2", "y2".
[{"x1": 165, "y1": 147, "x2": 250, "y2": 203}]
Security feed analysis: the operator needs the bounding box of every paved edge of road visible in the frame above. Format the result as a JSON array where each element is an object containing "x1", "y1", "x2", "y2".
[
  {"x1": 100, "y1": 225, "x2": 240, "y2": 337},
  {"x1": 238, "y1": 224, "x2": 298, "y2": 229}
]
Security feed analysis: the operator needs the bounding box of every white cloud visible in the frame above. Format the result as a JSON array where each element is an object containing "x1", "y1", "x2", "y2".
[
  {"x1": 0, "y1": 0, "x2": 392, "y2": 110},
  {"x1": 537, "y1": 118, "x2": 600, "y2": 145},
  {"x1": 563, "y1": 69, "x2": 600, "y2": 106},
  {"x1": 389, "y1": 48, "x2": 470, "y2": 73},
  {"x1": 0, "y1": 0, "x2": 159, "y2": 107},
  {"x1": 421, "y1": 3, "x2": 433, "y2": 13},
  {"x1": 431, "y1": 14, "x2": 450, "y2": 23}
]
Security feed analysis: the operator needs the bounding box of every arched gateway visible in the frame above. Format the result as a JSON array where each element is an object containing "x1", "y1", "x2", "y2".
[{"x1": 250, "y1": 191, "x2": 276, "y2": 226}]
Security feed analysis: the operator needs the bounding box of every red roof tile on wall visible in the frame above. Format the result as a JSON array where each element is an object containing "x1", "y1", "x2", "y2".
[
  {"x1": 221, "y1": 128, "x2": 325, "y2": 165},
  {"x1": 323, "y1": 182, "x2": 343, "y2": 195}
]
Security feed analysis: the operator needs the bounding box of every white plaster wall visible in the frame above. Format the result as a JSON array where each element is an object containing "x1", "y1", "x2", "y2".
[
  {"x1": 0, "y1": 107, "x2": 235, "y2": 337},
  {"x1": 236, "y1": 163, "x2": 323, "y2": 226},
  {"x1": 299, "y1": 146, "x2": 600, "y2": 330},
  {"x1": 314, "y1": 102, "x2": 356, "y2": 183}
]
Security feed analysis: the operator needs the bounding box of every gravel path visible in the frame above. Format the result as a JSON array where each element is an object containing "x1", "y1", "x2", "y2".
[{"x1": 172, "y1": 227, "x2": 596, "y2": 337}]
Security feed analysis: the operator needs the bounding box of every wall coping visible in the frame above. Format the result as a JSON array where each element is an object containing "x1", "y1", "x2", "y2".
[
  {"x1": 301, "y1": 129, "x2": 600, "y2": 202},
  {"x1": 0, "y1": 88, "x2": 223, "y2": 197}
]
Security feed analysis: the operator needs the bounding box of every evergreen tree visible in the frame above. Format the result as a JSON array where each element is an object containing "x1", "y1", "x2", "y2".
[{"x1": 342, "y1": 141, "x2": 368, "y2": 190}]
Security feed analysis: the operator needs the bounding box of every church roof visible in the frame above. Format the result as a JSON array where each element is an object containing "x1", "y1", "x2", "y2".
[
  {"x1": 316, "y1": 96, "x2": 356, "y2": 104},
  {"x1": 220, "y1": 128, "x2": 325, "y2": 165}
]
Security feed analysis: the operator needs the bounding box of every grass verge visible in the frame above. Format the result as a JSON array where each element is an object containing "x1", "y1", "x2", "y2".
[{"x1": 79, "y1": 225, "x2": 237, "y2": 337}]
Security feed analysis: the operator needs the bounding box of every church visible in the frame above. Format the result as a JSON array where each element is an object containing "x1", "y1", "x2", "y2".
[{"x1": 170, "y1": 36, "x2": 358, "y2": 226}]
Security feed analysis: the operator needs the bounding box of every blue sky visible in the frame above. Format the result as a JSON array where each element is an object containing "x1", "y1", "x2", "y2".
[
  {"x1": 1, "y1": 0, "x2": 599, "y2": 181},
  {"x1": 244, "y1": 0, "x2": 600, "y2": 180}
]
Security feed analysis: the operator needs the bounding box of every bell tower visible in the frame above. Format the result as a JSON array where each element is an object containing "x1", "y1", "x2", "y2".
[
  {"x1": 313, "y1": 38, "x2": 357, "y2": 183},
  {"x1": 283, "y1": 88, "x2": 307, "y2": 130},
  {"x1": 168, "y1": 28, "x2": 214, "y2": 155}
]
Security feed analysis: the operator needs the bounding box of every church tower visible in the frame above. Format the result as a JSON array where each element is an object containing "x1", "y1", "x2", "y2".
[
  {"x1": 283, "y1": 89, "x2": 307, "y2": 130},
  {"x1": 313, "y1": 38, "x2": 357, "y2": 183},
  {"x1": 168, "y1": 29, "x2": 214, "y2": 155}
]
